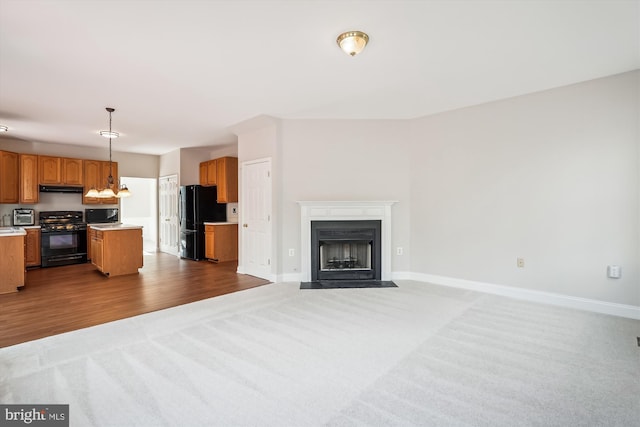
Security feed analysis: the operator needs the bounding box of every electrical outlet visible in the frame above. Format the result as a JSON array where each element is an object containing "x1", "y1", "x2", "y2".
[
  {"x1": 517, "y1": 258, "x2": 525, "y2": 268},
  {"x1": 231, "y1": 207, "x2": 237, "y2": 214},
  {"x1": 288, "y1": 248, "x2": 295, "y2": 257},
  {"x1": 607, "y1": 265, "x2": 621, "y2": 279},
  {"x1": 397, "y1": 247, "x2": 403, "y2": 256}
]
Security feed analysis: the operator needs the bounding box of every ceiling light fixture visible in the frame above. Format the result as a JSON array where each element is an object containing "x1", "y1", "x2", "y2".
[
  {"x1": 99, "y1": 130, "x2": 119, "y2": 138},
  {"x1": 0, "y1": 125, "x2": 8, "y2": 132},
  {"x1": 85, "y1": 107, "x2": 131, "y2": 199},
  {"x1": 336, "y1": 31, "x2": 369, "y2": 56}
]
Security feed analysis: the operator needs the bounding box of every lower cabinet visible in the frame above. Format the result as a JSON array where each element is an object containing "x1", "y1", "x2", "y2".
[
  {"x1": 205, "y1": 224, "x2": 238, "y2": 262},
  {"x1": 0, "y1": 235, "x2": 25, "y2": 294},
  {"x1": 90, "y1": 228, "x2": 143, "y2": 277},
  {"x1": 24, "y1": 228, "x2": 41, "y2": 267}
]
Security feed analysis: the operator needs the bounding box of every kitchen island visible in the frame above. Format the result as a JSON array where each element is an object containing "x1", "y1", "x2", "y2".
[
  {"x1": 0, "y1": 227, "x2": 26, "y2": 294},
  {"x1": 89, "y1": 224, "x2": 143, "y2": 277}
]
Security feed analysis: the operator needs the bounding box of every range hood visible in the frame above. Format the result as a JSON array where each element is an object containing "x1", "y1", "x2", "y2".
[{"x1": 39, "y1": 185, "x2": 84, "y2": 194}]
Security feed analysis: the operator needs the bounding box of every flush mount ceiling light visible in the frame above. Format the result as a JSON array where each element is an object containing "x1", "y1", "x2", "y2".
[
  {"x1": 336, "y1": 31, "x2": 369, "y2": 56},
  {"x1": 0, "y1": 125, "x2": 8, "y2": 132},
  {"x1": 85, "y1": 107, "x2": 131, "y2": 199},
  {"x1": 99, "y1": 130, "x2": 119, "y2": 138}
]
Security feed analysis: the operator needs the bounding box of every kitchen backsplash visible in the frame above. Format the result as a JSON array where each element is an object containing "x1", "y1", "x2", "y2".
[
  {"x1": 0, "y1": 192, "x2": 117, "y2": 225},
  {"x1": 1, "y1": 196, "x2": 238, "y2": 225}
]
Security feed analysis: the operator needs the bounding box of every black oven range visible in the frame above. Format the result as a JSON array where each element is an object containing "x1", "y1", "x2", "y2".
[{"x1": 39, "y1": 211, "x2": 88, "y2": 268}]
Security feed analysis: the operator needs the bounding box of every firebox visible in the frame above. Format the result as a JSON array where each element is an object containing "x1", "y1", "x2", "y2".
[{"x1": 310, "y1": 220, "x2": 381, "y2": 281}]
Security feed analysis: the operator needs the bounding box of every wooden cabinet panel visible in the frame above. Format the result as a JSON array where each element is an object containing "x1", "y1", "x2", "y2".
[
  {"x1": 24, "y1": 228, "x2": 41, "y2": 267},
  {"x1": 63, "y1": 158, "x2": 83, "y2": 185},
  {"x1": 91, "y1": 228, "x2": 142, "y2": 277},
  {"x1": 19, "y1": 154, "x2": 39, "y2": 204},
  {"x1": 38, "y1": 155, "x2": 62, "y2": 184},
  {"x1": 199, "y1": 162, "x2": 208, "y2": 186},
  {"x1": 91, "y1": 232, "x2": 104, "y2": 271},
  {"x1": 216, "y1": 157, "x2": 238, "y2": 203},
  {"x1": 199, "y1": 159, "x2": 218, "y2": 186},
  {"x1": 0, "y1": 235, "x2": 25, "y2": 294},
  {"x1": 206, "y1": 160, "x2": 217, "y2": 185},
  {"x1": 205, "y1": 224, "x2": 238, "y2": 262},
  {"x1": 0, "y1": 151, "x2": 19, "y2": 204}
]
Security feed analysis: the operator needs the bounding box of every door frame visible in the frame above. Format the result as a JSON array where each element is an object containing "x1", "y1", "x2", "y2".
[
  {"x1": 158, "y1": 174, "x2": 180, "y2": 257},
  {"x1": 239, "y1": 157, "x2": 273, "y2": 281}
]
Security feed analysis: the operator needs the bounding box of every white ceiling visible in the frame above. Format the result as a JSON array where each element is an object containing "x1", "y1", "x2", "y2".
[{"x1": 0, "y1": 0, "x2": 638, "y2": 155}]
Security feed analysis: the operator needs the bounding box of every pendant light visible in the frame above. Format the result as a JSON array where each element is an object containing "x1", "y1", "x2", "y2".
[{"x1": 85, "y1": 107, "x2": 131, "y2": 199}]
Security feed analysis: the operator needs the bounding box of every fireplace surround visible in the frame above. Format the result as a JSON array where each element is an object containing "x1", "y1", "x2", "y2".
[{"x1": 298, "y1": 201, "x2": 396, "y2": 282}]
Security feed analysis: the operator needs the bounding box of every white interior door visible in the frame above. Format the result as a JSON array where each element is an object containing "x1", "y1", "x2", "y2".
[
  {"x1": 241, "y1": 159, "x2": 272, "y2": 280},
  {"x1": 159, "y1": 174, "x2": 179, "y2": 256}
]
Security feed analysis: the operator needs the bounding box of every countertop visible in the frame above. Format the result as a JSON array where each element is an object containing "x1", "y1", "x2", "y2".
[
  {"x1": 203, "y1": 222, "x2": 239, "y2": 226},
  {"x1": 0, "y1": 227, "x2": 27, "y2": 237},
  {"x1": 89, "y1": 224, "x2": 144, "y2": 231}
]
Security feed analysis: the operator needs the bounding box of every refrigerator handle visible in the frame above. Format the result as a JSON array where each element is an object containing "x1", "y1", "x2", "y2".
[{"x1": 178, "y1": 187, "x2": 182, "y2": 228}]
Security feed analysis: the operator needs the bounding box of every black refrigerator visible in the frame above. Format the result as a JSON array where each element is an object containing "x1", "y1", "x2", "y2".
[{"x1": 179, "y1": 185, "x2": 227, "y2": 260}]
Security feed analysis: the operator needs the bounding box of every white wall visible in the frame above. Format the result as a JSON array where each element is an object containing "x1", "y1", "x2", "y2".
[
  {"x1": 236, "y1": 120, "x2": 279, "y2": 276},
  {"x1": 278, "y1": 119, "x2": 413, "y2": 276},
  {"x1": 159, "y1": 149, "x2": 180, "y2": 181},
  {"x1": 410, "y1": 71, "x2": 639, "y2": 306}
]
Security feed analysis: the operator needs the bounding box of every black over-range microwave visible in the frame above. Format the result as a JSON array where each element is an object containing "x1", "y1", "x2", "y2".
[{"x1": 85, "y1": 208, "x2": 119, "y2": 224}]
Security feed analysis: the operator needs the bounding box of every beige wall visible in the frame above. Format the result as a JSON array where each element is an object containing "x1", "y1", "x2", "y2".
[
  {"x1": 278, "y1": 119, "x2": 412, "y2": 276},
  {"x1": 234, "y1": 72, "x2": 638, "y2": 308},
  {"x1": 410, "y1": 70, "x2": 639, "y2": 306}
]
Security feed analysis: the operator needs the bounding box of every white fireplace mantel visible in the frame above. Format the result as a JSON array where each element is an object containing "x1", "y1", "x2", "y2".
[{"x1": 298, "y1": 201, "x2": 397, "y2": 281}]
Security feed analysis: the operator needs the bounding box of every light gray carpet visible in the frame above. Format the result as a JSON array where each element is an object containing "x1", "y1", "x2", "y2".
[{"x1": 1, "y1": 281, "x2": 639, "y2": 426}]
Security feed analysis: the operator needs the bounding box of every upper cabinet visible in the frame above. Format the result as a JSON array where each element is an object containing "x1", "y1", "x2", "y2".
[
  {"x1": 0, "y1": 150, "x2": 19, "y2": 204},
  {"x1": 83, "y1": 160, "x2": 118, "y2": 205},
  {"x1": 19, "y1": 154, "x2": 39, "y2": 204},
  {"x1": 63, "y1": 158, "x2": 83, "y2": 185},
  {"x1": 199, "y1": 156, "x2": 238, "y2": 203},
  {"x1": 200, "y1": 159, "x2": 217, "y2": 186},
  {"x1": 38, "y1": 156, "x2": 61, "y2": 184},
  {"x1": 38, "y1": 155, "x2": 83, "y2": 186},
  {"x1": 215, "y1": 157, "x2": 238, "y2": 203}
]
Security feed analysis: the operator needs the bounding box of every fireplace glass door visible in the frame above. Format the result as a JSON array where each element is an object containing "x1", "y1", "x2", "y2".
[
  {"x1": 320, "y1": 240, "x2": 372, "y2": 272},
  {"x1": 311, "y1": 220, "x2": 381, "y2": 281}
]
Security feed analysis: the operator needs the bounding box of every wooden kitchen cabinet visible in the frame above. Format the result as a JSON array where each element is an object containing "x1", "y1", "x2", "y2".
[
  {"x1": 205, "y1": 223, "x2": 238, "y2": 262},
  {"x1": 19, "y1": 154, "x2": 39, "y2": 204},
  {"x1": 90, "y1": 227, "x2": 143, "y2": 277},
  {"x1": 39, "y1": 156, "x2": 84, "y2": 186},
  {"x1": 215, "y1": 157, "x2": 238, "y2": 203},
  {"x1": 198, "y1": 157, "x2": 238, "y2": 203},
  {"x1": 63, "y1": 158, "x2": 83, "y2": 185},
  {"x1": 199, "y1": 159, "x2": 217, "y2": 186},
  {"x1": 24, "y1": 228, "x2": 41, "y2": 267},
  {"x1": 83, "y1": 160, "x2": 119, "y2": 204},
  {"x1": 90, "y1": 229, "x2": 104, "y2": 271},
  {"x1": 38, "y1": 155, "x2": 61, "y2": 184},
  {"x1": 0, "y1": 150, "x2": 19, "y2": 204},
  {"x1": 0, "y1": 234, "x2": 25, "y2": 294}
]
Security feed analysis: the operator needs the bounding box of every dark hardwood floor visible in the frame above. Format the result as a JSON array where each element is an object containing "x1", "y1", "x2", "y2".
[{"x1": 0, "y1": 253, "x2": 270, "y2": 348}]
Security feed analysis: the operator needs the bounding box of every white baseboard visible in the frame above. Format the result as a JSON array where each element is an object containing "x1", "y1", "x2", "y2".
[
  {"x1": 278, "y1": 273, "x2": 302, "y2": 283},
  {"x1": 269, "y1": 270, "x2": 639, "y2": 319},
  {"x1": 407, "y1": 272, "x2": 640, "y2": 320}
]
